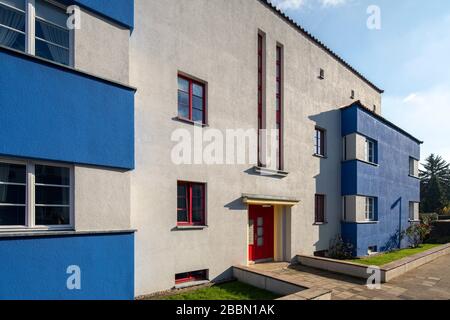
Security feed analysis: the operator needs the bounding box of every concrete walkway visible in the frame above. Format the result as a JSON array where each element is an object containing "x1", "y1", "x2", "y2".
[{"x1": 247, "y1": 254, "x2": 450, "y2": 300}]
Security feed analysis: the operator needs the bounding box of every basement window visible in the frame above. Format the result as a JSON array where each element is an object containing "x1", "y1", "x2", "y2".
[
  {"x1": 368, "y1": 246, "x2": 378, "y2": 255},
  {"x1": 175, "y1": 269, "x2": 208, "y2": 285}
]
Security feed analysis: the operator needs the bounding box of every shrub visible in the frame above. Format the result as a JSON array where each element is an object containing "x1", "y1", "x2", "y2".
[
  {"x1": 420, "y1": 213, "x2": 439, "y2": 221},
  {"x1": 328, "y1": 236, "x2": 354, "y2": 260},
  {"x1": 404, "y1": 216, "x2": 433, "y2": 248}
]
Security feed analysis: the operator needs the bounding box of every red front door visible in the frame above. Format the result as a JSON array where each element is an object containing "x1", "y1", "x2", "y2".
[{"x1": 248, "y1": 205, "x2": 274, "y2": 262}]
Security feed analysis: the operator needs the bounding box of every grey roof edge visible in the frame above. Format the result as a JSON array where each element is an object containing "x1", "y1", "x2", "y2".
[
  {"x1": 242, "y1": 193, "x2": 300, "y2": 203},
  {"x1": 258, "y1": 0, "x2": 384, "y2": 94}
]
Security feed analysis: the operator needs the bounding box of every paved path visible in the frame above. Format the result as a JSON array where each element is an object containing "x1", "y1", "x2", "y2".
[{"x1": 248, "y1": 254, "x2": 450, "y2": 300}]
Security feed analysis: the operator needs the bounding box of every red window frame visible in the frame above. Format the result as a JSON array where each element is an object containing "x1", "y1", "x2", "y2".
[
  {"x1": 175, "y1": 270, "x2": 208, "y2": 284},
  {"x1": 276, "y1": 45, "x2": 283, "y2": 170},
  {"x1": 257, "y1": 33, "x2": 265, "y2": 167},
  {"x1": 177, "y1": 75, "x2": 206, "y2": 124},
  {"x1": 177, "y1": 181, "x2": 206, "y2": 226},
  {"x1": 314, "y1": 128, "x2": 326, "y2": 156},
  {"x1": 315, "y1": 194, "x2": 326, "y2": 223}
]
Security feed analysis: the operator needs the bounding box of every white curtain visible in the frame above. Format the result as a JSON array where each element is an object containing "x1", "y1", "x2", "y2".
[
  {"x1": 38, "y1": 21, "x2": 68, "y2": 64},
  {"x1": 0, "y1": 5, "x2": 25, "y2": 47}
]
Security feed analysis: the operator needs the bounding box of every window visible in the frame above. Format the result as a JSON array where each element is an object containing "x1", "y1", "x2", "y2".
[
  {"x1": 365, "y1": 138, "x2": 376, "y2": 163},
  {"x1": 177, "y1": 181, "x2": 206, "y2": 226},
  {"x1": 315, "y1": 194, "x2": 325, "y2": 223},
  {"x1": 177, "y1": 75, "x2": 206, "y2": 124},
  {"x1": 0, "y1": 162, "x2": 26, "y2": 226},
  {"x1": 0, "y1": 159, "x2": 72, "y2": 229},
  {"x1": 0, "y1": 0, "x2": 71, "y2": 66},
  {"x1": 319, "y1": 68, "x2": 324, "y2": 79},
  {"x1": 175, "y1": 269, "x2": 208, "y2": 284},
  {"x1": 368, "y1": 246, "x2": 378, "y2": 255},
  {"x1": 409, "y1": 157, "x2": 418, "y2": 177},
  {"x1": 35, "y1": 0, "x2": 70, "y2": 65},
  {"x1": 0, "y1": 0, "x2": 26, "y2": 52},
  {"x1": 365, "y1": 197, "x2": 375, "y2": 221},
  {"x1": 276, "y1": 45, "x2": 283, "y2": 170},
  {"x1": 409, "y1": 202, "x2": 419, "y2": 221},
  {"x1": 257, "y1": 32, "x2": 265, "y2": 167},
  {"x1": 314, "y1": 128, "x2": 326, "y2": 157}
]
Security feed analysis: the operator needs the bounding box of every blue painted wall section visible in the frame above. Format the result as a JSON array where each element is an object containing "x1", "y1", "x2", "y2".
[
  {"x1": 60, "y1": 0, "x2": 134, "y2": 30},
  {"x1": 0, "y1": 48, "x2": 135, "y2": 170},
  {"x1": 0, "y1": 232, "x2": 134, "y2": 300},
  {"x1": 341, "y1": 103, "x2": 421, "y2": 257}
]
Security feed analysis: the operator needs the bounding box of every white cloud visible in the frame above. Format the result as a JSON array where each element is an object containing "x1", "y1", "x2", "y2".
[
  {"x1": 383, "y1": 85, "x2": 450, "y2": 162},
  {"x1": 271, "y1": 0, "x2": 347, "y2": 10},
  {"x1": 320, "y1": 0, "x2": 347, "y2": 7}
]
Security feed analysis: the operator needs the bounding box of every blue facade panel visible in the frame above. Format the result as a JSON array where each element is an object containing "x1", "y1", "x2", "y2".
[
  {"x1": 0, "y1": 49, "x2": 135, "y2": 170},
  {"x1": 60, "y1": 0, "x2": 134, "y2": 29},
  {"x1": 341, "y1": 104, "x2": 421, "y2": 257},
  {"x1": 0, "y1": 232, "x2": 134, "y2": 300}
]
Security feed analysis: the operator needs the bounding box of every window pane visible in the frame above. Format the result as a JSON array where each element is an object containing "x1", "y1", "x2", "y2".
[
  {"x1": 35, "y1": 0, "x2": 67, "y2": 28},
  {"x1": 0, "y1": 27, "x2": 25, "y2": 51},
  {"x1": 192, "y1": 209, "x2": 203, "y2": 223},
  {"x1": 35, "y1": 186, "x2": 70, "y2": 205},
  {"x1": 192, "y1": 185, "x2": 203, "y2": 198},
  {"x1": 0, "y1": 206, "x2": 25, "y2": 226},
  {"x1": 0, "y1": 163, "x2": 26, "y2": 183},
  {"x1": 192, "y1": 196, "x2": 202, "y2": 210},
  {"x1": 35, "y1": 165, "x2": 70, "y2": 185},
  {"x1": 0, "y1": 2, "x2": 25, "y2": 30},
  {"x1": 193, "y1": 84, "x2": 203, "y2": 97},
  {"x1": 175, "y1": 272, "x2": 190, "y2": 281},
  {"x1": 177, "y1": 209, "x2": 188, "y2": 222},
  {"x1": 35, "y1": 206, "x2": 70, "y2": 225},
  {"x1": 192, "y1": 96, "x2": 203, "y2": 110},
  {"x1": 178, "y1": 77, "x2": 189, "y2": 92},
  {"x1": 35, "y1": 38, "x2": 69, "y2": 65},
  {"x1": 192, "y1": 109, "x2": 203, "y2": 123},
  {"x1": 35, "y1": 19, "x2": 69, "y2": 48},
  {"x1": 0, "y1": 0, "x2": 25, "y2": 11},
  {"x1": 177, "y1": 197, "x2": 187, "y2": 210},
  {"x1": 0, "y1": 1, "x2": 25, "y2": 52},
  {"x1": 0, "y1": 185, "x2": 25, "y2": 204}
]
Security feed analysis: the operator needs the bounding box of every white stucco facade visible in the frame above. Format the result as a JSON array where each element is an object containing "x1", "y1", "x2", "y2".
[{"x1": 128, "y1": 0, "x2": 382, "y2": 295}]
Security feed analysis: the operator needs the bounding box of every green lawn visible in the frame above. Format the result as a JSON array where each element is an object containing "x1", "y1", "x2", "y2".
[
  {"x1": 161, "y1": 281, "x2": 281, "y2": 300},
  {"x1": 348, "y1": 244, "x2": 441, "y2": 266}
]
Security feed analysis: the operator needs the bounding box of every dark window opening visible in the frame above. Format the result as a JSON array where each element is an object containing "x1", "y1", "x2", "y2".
[
  {"x1": 315, "y1": 194, "x2": 326, "y2": 223},
  {"x1": 175, "y1": 269, "x2": 208, "y2": 284}
]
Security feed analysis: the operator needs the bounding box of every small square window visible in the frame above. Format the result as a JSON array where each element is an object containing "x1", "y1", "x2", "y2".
[{"x1": 319, "y1": 68, "x2": 325, "y2": 79}]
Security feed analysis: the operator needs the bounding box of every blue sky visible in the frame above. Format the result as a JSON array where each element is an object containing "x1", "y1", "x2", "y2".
[{"x1": 270, "y1": 0, "x2": 450, "y2": 163}]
